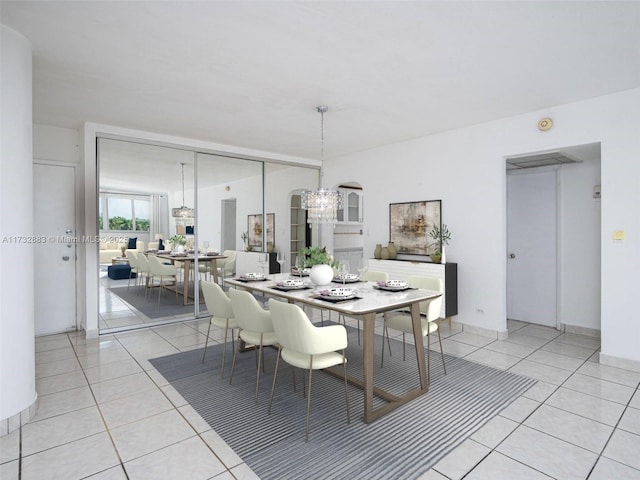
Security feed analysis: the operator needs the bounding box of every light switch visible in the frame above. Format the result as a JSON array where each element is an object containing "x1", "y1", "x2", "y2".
[{"x1": 613, "y1": 230, "x2": 625, "y2": 241}]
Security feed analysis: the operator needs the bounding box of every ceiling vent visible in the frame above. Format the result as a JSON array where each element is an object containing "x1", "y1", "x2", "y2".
[{"x1": 506, "y1": 151, "x2": 582, "y2": 170}]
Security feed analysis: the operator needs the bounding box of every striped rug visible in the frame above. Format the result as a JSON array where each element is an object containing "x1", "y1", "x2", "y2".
[{"x1": 150, "y1": 328, "x2": 535, "y2": 479}]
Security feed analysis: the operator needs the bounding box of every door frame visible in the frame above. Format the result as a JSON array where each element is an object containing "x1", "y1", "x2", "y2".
[
  {"x1": 33, "y1": 159, "x2": 81, "y2": 332},
  {"x1": 506, "y1": 165, "x2": 562, "y2": 329}
]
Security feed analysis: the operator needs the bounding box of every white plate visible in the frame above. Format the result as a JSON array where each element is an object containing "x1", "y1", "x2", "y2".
[
  {"x1": 282, "y1": 279, "x2": 305, "y2": 287},
  {"x1": 334, "y1": 273, "x2": 360, "y2": 282},
  {"x1": 326, "y1": 288, "x2": 354, "y2": 298},
  {"x1": 242, "y1": 272, "x2": 265, "y2": 280},
  {"x1": 385, "y1": 280, "x2": 408, "y2": 288}
]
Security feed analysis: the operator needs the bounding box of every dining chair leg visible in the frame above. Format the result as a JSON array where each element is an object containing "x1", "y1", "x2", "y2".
[
  {"x1": 291, "y1": 366, "x2": 297, "y2": 392},
  {"x1": 342, "y1": 351, "x2": 351, "y2": 424},
  {"x1": 201, "y1": 321, "x2": 212, "y2": 363},
  {"x1": 305, "y1": 358, "x2": 314, "y2": 442},
  {"x1": 402, "y1": 332, "x2": 407, "y2": 361},
  {"x1": 220, "y1": 320, "x2": 230, "y2": 378},
  {"x1": 268, "y1": 346, "x2": 282, "y2": 415},
  {"x1": 229, "y1": 329, "x2": 242, "y2": 385},
  {"x1": 427, "y1": 328, "x2": 431, "y2": 385},
  {"x1": 255, "y1": 336, "x2": 265, "y2": 403},
  {"x1": 437, "y1": 328, "x2": 447, "y2": 375}
]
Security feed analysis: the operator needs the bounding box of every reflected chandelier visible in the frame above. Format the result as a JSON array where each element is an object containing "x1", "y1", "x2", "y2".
[
  {"x1": 301, "y1": 106, "x2": 343, "y2": 224},
  {"x1": 171, "y1": 162, "x2": 195, "y2": 226}
]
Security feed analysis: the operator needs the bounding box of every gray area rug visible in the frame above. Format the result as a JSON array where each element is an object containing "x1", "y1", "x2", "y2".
[
  {"x1": 108, "y1": 286, "x2": 207, "y2": 319},
  {"x1": 150, "y1": 327, "x2": 536, "y2": 479}
]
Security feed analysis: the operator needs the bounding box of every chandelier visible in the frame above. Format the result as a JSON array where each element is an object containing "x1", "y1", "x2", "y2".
[
  {"x1": 301, "y1": 106, "x2": 343, "y2": 224},
  {"x1": 171, "y1": 163, "x2": 195, "y2": 226}
]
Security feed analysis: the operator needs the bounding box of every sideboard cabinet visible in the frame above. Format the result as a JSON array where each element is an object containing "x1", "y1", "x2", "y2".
[{"x1": 368, "y1": 259, "x2": 458, "y2": 319}]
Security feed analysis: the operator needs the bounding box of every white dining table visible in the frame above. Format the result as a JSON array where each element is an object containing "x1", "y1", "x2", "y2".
[{"x1": 225, "y1": 273, "x2": 442, "y2": 423}]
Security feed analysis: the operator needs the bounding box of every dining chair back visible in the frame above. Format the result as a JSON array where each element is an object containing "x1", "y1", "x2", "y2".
[
  {"x1": 147, "y1": 254, "x2": 179, "y2": 305},
  {"x1": 135, "y1": 253, "x2": 152, "y2": 294},
  {"x1": 361, "y1": 270, "x2": 389, "y2": 282},
  {"x1": 267, "y1": 298, "x2": 350, "y2": 441},
  {"x1": 228, "y1": 288, "x2": 277, "y2": 402},
  {"x1": 126, "y1": 251, "x2": 139, "y2": 288},
  {"x1": 217, "y1": 250, "x2": 237, "y2": 285},
  {"x1": 200, "y1": 280, "x2": 238, "y2": 377}
]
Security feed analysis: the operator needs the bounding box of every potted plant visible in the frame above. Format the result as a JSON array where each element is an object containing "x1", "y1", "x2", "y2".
[
  {"x1": 240, "y1": 231, "x2": 252, "y2": 251},
  {"x1": 300, "y1": 246, "x2": 339, "y2": 286},
  {"x1": 169, "y1": 234, "x2": 187, "y2": 252},
  {"x1": 428, "y1": 224, "x2": 451, "y2": 263}
]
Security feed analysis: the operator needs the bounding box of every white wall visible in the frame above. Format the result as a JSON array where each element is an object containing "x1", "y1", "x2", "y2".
[
  {"x1": 559, "y1": 155, "x2": 601, "y2": 331},
  {"x1": 0, "y1": 25, "x2": 36, "y2": 430},
  {"x1": 324, "y1": 88, "x2": 640, "y2": 365}
]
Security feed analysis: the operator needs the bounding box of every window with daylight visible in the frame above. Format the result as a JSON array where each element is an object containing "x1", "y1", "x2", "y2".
[{"x1": 99, "y1": 193, "x2": 151, "y2": 232}]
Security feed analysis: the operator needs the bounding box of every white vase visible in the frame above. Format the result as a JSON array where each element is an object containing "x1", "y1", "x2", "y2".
[
  {"x1": 441, "y1": 246, "x2": 446, "y2": 264},
  {"x1": 176, "y1": 244, "x2": 185, "y2": 253},
  {"x1": 309, "y1": 264, "x2": 334, "y2": 287}
]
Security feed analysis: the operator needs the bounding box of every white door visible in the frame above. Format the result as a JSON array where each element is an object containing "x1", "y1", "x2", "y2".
[
  {"x1": 34, "y1": 163, "x2": 77, "y2": 335},
  {"x1": 507, "y1": 169, "x2": 557, "y2": 327}
]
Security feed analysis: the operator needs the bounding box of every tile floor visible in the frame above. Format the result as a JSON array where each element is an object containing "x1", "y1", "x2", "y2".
[{"x1": 2, "y1": 311, "x2": 640, "y2": 479}]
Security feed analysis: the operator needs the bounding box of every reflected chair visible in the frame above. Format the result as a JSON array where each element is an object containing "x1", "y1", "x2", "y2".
[
  {"x1": 217, "y1": 250, "x2": 237, "y2": 286},
  {"x1": 147, "y1": 255, "x2": 179, "y2": 305},
  {"x1": 126, "y1": 251, "x2": 139, "y2": 289},
  {"x1": 135, "y1": 253, "x2": 152, "y2": 294},
  {"x1": 381, "y1": 275, "x2": 446, "y2": 382},
  {"x1": 228, "y1": 288, "x2": 277, "y2": 402},
  {"x1": 340, "y1": 270, "x2": 390, "y2": 345},
  {"x1": 201, "y1": 280, "x2": 238, "y2": 377},
  {"x1": 267, "y1": 298, "x2": 350, "y2": 442}
]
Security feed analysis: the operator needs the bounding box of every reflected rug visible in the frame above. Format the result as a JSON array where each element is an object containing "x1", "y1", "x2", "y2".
[
  {"x1": 108, "y1": 286, "x2": 207, "y2": 319},
  {"x1": 150, "y1": 328, "x2": 535, "y2": 479}
]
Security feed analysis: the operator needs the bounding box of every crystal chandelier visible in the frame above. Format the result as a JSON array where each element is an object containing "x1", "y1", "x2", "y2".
[
  {"x1": 171, "y1": 163, "x2": 195, "y2": 226},
  {"x1": 301, "y1": 106, "x2": 343, "y2": 224}
]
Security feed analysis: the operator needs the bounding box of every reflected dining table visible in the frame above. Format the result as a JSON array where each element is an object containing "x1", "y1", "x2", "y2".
[
  {"x1": 155, "y1": 253, "x2": 227, "y2": 305},
  {"x1": 225, "y1": 273, "x2": 441, "y2": 423}
]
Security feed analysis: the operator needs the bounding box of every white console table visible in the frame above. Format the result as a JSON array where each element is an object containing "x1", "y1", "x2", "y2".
[{"x1": 368, "y1": 259, "x2": 458, "y2": 320}]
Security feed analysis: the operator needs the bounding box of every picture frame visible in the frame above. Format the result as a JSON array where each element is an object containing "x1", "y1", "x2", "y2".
[
  {"x1": 389, "y1": 200, "x2": 441, "y2": 255},
  {"x1": 247, "y1": 213, "x2": 274, "y2": 252}
]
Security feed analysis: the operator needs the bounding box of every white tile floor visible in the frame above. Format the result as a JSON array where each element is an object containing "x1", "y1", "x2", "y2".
[{"x1": 2, "y1": 312, "x2": 640, "y2": 479}]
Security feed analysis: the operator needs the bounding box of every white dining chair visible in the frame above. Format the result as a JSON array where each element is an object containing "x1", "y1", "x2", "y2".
[
  {"x1": 381, "y1": 275, "x2": 446, "y2": 382},
  {"x1": 267, "y1": 298, "x2": 350, "y2": 442},
  {"x1": 228, "y1": 288, "x2": 277, "y2": 403},
  {"x1": 147, "y1": 254, "x2": 179, "y2": 305},
  {"x1": 201, "y1": 280, "x2": 238, "y2": 378}
]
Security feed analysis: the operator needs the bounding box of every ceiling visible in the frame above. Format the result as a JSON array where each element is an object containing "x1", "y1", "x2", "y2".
[{"x1": 2, "y1": 1, "x2": 639, "y2": 160}]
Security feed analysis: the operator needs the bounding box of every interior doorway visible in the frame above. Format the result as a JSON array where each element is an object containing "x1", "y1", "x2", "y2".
[
  {"x1": 506, "y1": 144, "x2": 602, "y2": 331},
  {"x1": 221, "y1": 198, "x2": 236, "y2": 252},
  {"x1": 34, "y1": 162, "x2": 78, "y2": 335},
  {"x1": 507, "y1": 168, "x2": 558, "y2": 327}
]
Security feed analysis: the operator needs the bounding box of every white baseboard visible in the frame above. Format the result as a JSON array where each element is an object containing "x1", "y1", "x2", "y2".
[
  {"x1": 599, "y1": 353, "x2": 640, "y2": 373},
  {"x1": 461, "y1": 322, "x2": 507, "y2": 340},
  {"x1": 1, "y1": 395, "x2": 38, "y2": 437},
  {"x1": 563, "y1": 324, "x2": 601, "y2": 339}
]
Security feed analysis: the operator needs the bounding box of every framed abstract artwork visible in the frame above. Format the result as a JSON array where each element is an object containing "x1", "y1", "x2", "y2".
[
  {"x1": 248, "y1": 213, "x2": 274, "y2": 252},
  {"x1": 389, "y1": 200, "x2": 441, "y2": 255}
]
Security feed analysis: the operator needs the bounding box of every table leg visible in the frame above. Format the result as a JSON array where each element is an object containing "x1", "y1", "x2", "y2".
[
  {"x1": 211, "y1": 259, "x2": 219, "y2": 285},
  {"x1": 183, "y1": 260, "x2": 191, "y2": 304},
  {"x1": 362, "y1": 312, "x2": 375, "y2": 423},
  {"x1": 411, "y1": 302, "x2": 428, "y2": 388}
]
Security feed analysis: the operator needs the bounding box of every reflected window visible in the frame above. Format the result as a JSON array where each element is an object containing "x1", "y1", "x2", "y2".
[{"x1": 100, "y1": 193, "x2": 151, "y2": 232}]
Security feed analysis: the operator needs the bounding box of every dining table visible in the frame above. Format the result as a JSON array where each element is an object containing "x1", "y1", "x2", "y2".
[
  {"x1": 155, "y1": 252, "x2": 227, "y2": 305},
  {"x1": 225, "y1": 272, "x2": 442, "y2": 423}
]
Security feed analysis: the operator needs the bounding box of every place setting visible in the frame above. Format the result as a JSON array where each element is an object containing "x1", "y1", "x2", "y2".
[
  {"x1": 234, "y1": 272, "x2": 268, "y2": 282},
  {"x1": 270, "y1": 278, "x2": 312, "y2": 292},
  {"x1": 373, "y1": 279, "x2": 414, "y2": 292},
  {"x1": 313, "y1": 287, "x2": 362, "y2": 303}
]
